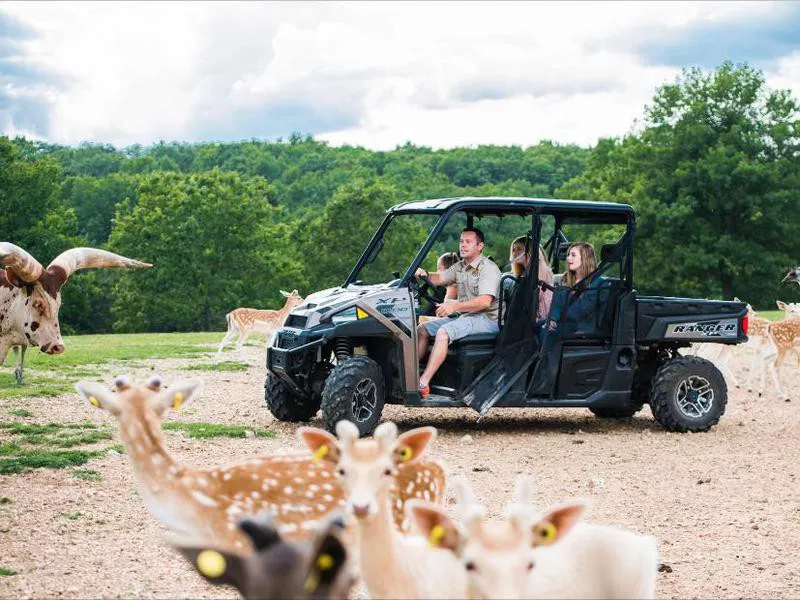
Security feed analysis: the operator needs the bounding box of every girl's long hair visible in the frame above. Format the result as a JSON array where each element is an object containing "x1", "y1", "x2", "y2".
[{"x1": 562, "y1": 242, "x2": 597, "y2": 287}]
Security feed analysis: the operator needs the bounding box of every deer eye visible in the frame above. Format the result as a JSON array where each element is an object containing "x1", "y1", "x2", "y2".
[
  {"x1": 337, "y1": 468, "x2": 346, "y2": 477},
  {"x1": 526, "y1": 560, "x2": 535, "y2": 571},
  {"x1": 465, "y1": 561, "x2": 477, "y2": 572},
  {"x1": 383, "y1": 468, "x2": 393, "y2": 476}
]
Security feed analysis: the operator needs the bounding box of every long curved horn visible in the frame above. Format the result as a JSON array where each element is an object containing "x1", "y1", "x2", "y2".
[
  {"x1": 0, "y1": 243, "x2": 44, "y2": 282},
  {"x1": 47, "y1": 247, "x2": 152, "y2": 278}
]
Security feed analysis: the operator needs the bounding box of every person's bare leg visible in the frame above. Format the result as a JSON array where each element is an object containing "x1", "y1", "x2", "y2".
[
  {"x1": 419, "y1": 329, "x2": 449, "y2": 389},
  {"x1": 417, "y1": 326, "x2": 429, "y2": 365}
]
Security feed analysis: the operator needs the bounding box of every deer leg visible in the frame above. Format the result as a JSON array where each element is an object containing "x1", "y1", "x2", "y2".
[
  {"x1": 773, "y1": 348, "x2": 789, "y2": 401},
  {"x1": 746, "y1": 338, "x2": 761, "y2": 392},
  {"x1": 758, "y1": 340, "x2": 776, "y2": 398},
  {"x1": 235, "y1": 329, "x2": 250, "y2": 352},
  {"x1": 718, "y1": 347, "x2": 739, "y2": 389},
  {"x1": 214, "y1": 327, "x2": 239, "y2": 363}
]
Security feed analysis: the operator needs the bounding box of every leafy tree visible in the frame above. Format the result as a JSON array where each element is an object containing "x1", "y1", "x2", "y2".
[
  {"x1": 559, "y1": 62, "x2": 800, "y2": 306},
  {"x1": 107, "y1": 169, "x2": 294, "y2": 332}
]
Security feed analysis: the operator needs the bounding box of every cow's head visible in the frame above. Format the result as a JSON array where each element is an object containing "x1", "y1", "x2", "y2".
[{"x1": 1, "y1": 243, "x2": 151, "y2": 354}]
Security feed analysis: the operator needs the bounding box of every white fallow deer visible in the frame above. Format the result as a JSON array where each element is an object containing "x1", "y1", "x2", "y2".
[
  {"x1": 298, "y1": 421, "x2": 465, "y2": 600},
  {"x1": 408, "y1": 475, "x2": 658, "y2": 600},
  {"x1": 214, "y1": 290, "x2": 304, "y2": 363},
  {"x1": 73, "y1": 376, "x2": 427, "y2": 554},
  {"x1": 172, "y1": 510, "x2": 356, "y2": 600}
]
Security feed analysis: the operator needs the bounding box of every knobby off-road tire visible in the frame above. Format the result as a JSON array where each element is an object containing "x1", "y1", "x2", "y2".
[
  {"x1": 650, "y1": 356, "x2": 727, "y2": 432},
  {"x1": 320, "y1": 356, "x2": 385, "y2": 436},
  {"x1": 265, "y1": 372, "x2": 320, "y2": 422}
]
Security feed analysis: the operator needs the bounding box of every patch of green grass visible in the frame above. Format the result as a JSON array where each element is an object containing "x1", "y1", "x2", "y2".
[
  {"x1": 186, "y1": 361, "x2": 249, "y2": 372},
  {"x1": 0, "y1": 568, "x2": 18, "y2": 576},
  {"x1": 758, "y1": 310, "x2": 784, "y2": 321},
  {"x1": 0, "y1": 373, "x2": 74, "y2": 399},
  {"x1": 107, "y1": 444, "x2": 125, "y2": 454},
  {"x1": 59, "y1": 511, "x2": 83, "y2": 521},
  {"x1": 163, "y1": 422, "x2": 275, "y2": 440},
  {"x1": 0, "y1": 421, "x2": 111, "y2": 448},
  {"x1": 0, "y1": 449, "x2": 102, "y2": 475},
  {"x1": 8, "y1": 409, "x2": 32, "y2": 418},
  {"x1": 0, "y1": 497, "x2": 11, "y2": 504},
  {"x1": 0, "y1": 442, "x2": 23, "y2": 456},
  {"x1": 71, "y1": 469, "x2": 103, "y2": 482}
]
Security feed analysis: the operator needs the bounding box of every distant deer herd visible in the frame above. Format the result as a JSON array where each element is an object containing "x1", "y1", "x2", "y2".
[{"x1": 2, "y1": 241, "x2": 799, "y2": 598}]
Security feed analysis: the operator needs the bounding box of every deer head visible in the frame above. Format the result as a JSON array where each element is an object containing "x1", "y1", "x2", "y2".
[
  {"x1": 407, "y1": 476, "x2": 586, "y2": 600},
  {"x1": 297, "y1": 421, "x2": 441, "y2": 523},
  {"x1": 777, "y1": 300, "x2": 800, "y2": 316},
  {"x1": 280, "y1": 289, "x2": 305, "y2": 311},
  {"x1": 173, "y1": 511, "x2": 355, "y2": 600}
]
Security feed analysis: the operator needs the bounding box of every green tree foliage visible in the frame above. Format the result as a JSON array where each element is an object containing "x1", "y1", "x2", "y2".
[
  {"x1": 107, "y1": 169, "x2": 292, "y2": 332},
  {"x1": 559, "y1": 62, "x2": 800, "y2": 305}
]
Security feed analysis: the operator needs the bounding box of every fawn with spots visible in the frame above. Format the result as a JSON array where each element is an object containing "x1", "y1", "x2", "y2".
[
  {"x1": 74, "y1": 376, "x2": 434, "y2": 555},
  {"x1": 299, "y1": 420, "x2": 464, "y2": 599}
]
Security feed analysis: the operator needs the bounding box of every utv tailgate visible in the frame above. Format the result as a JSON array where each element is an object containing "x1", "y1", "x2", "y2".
[{"x1": 636, "y1": 296, "x2": 748, "y2": 344}]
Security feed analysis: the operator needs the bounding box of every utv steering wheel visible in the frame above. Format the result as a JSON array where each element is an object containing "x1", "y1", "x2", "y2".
[{"x1": 411, "y1": 274, "x2": 441, "y2": 306}]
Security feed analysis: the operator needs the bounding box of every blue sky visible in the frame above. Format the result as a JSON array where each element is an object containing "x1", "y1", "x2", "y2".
[{"x1": 1, "y1": 1, "x2": 798, "y2": 150}]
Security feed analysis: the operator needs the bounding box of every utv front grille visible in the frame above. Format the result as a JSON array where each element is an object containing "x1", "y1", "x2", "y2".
[{"x1": 276, "y1": 330, "x2": 300, "y2": 349}]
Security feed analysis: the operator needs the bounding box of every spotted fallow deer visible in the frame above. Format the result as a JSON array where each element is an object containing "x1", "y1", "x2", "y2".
[
  {"x1": 172, "y1": 510, "x2": 356, "y2": 599},
  {"x1": 214, "y1": 290, "x2": 304, "y2": 363},
  {"x1": 1, "y1": 243, "x2": 151, "y2": 383},
  {"x1": 73, "y1": 376, "x2": 430, "y2": 554},
  {"x1": 408, "y1": 476, "x2": 658, "y2": 600},
  {"x1": 749, "y1": 301, "x2": 800, "y2": 399},
  {"x1": 298, "y1": 421, "x2": 462, "y2": 600}
]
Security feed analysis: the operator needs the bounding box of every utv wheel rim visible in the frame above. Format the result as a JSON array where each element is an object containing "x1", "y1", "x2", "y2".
[
  {"x1": 352, "y1": 378, "x2": 377, "y2": 423},
  {"x1": 675, "y1": 375, "x2": 714, "y2": 418}
]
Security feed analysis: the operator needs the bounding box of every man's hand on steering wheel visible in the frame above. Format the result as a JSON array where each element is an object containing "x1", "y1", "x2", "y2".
[{"x1": 412, "y1": 268, "x2": 440, "y2": 305}]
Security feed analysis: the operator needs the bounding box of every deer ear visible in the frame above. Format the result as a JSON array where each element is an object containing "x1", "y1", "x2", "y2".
[
  {"x1": 304, "y1": 524, "x2": 350, "y2": 595},
  {"x1": 777, "y1": 300, "x2": 788, "y2": 311},
  {"x1": 392, "y1": 426, "x2": 437, "y2": 465},
  {"x1": 531, "y1": 500, "x2": 586, "y2": 547},
  {"x1": 239, "y1": 512, "x2": 283, "y2": 551},
  {"x1": 173, "y1": 544, "x2": 248, "y2": 591},
  {"x1": 75, "y1": 381, "x2": 123, "y2": 415},
  {"x1": 406, "y1": 500, "x2": 462, "y2": 552},
  {"x1": 280, "y1": 289, "x2": 290, "y2": 297},
  {"x1": 149, "y1": 379, "x2": 203, "y2": 416},
  {"x1": 297, "y1": 426, "x2": 341, "y2": 464}
]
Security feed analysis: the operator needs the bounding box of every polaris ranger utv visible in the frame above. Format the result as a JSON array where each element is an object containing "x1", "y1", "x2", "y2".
[{"x1": 265, "y1": 197, "x2": 748, "y2": 435}]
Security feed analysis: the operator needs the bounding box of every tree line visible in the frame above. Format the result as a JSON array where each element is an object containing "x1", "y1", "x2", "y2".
[{"x1": 1, "y1": 61, "x2": 798, "y2": 334}]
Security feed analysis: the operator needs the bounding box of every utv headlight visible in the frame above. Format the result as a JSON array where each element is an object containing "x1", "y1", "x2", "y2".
[{"x1": 330, "y1": 306, "x2": 370, "y2": 324}]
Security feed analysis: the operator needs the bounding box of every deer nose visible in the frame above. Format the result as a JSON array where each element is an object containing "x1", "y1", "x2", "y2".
[{"x1": 352, "y1": 504, "x2": 370, "y2": 518}]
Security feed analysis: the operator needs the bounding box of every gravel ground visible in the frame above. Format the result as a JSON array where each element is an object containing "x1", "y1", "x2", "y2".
[{"x1": 1, "y1": 344, "x2": 798, "y2": 599}]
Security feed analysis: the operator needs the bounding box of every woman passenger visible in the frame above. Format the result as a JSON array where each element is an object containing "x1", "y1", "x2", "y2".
[{"x1": 508, "y1": 236, "x2": 554, "y2": 321}]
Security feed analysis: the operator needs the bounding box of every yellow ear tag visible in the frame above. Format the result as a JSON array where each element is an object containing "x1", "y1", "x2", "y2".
[
  {"x1": 534, "y1": 520, "x2": 557, "y2": 545},
  {"x1": 312, "y1": 445, "x2": 329, "y2": 463},
  {"x1": 316, "y1": 553, "x2": 334, "y2": 570},
  {"x1": 196, "y1": 549, "x2": 226, "y2": 578},
  {"x1": 89, "y1": 396, "x2": 100, "y2": 408},
  {"x1": 399, "y1": 446, "x2": 413, "y2": 462},
  {"x1": 428, "y1": 524, "x2": 445, "y2": 548},
  {"x1": 172, "y1": 391, "x2": 184, "y2": 411}
]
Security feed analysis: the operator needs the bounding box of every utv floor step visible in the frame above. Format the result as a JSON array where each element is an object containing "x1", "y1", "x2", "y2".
[{"x1": 418, "y1": 393, "x2": 463, "y2": 408}]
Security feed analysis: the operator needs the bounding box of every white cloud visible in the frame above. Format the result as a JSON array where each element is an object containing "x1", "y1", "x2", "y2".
[{"x1": 2, "y1": 0, "x2": 797, "y2": 149}]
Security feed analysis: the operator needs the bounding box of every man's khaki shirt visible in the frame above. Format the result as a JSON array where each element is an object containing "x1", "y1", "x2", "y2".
[{"x1": 440, "y1": 255, "x2": 502, "y2": 320}]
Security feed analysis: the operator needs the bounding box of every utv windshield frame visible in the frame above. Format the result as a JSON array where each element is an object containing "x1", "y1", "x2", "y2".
[{"x1": 344, "y1": 197, "x2": 635, "y2": 288}]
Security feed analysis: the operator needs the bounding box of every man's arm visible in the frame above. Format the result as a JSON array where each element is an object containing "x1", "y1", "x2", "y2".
[
  {"x1": 414, "y1": 266, "x2": 455, "y2": 287},
  {"x1": 436, "y1": 294, "x2": 493, "y2": 317}
]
